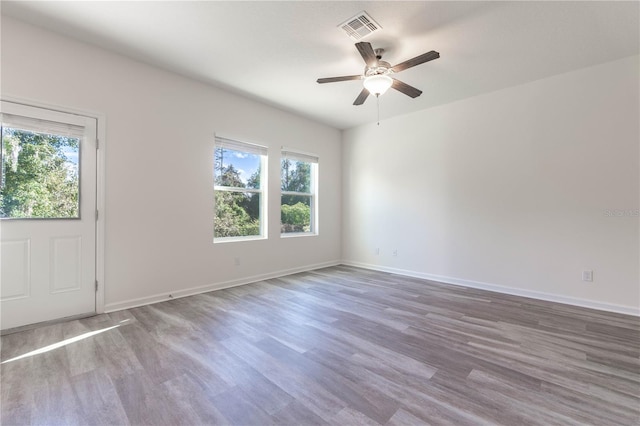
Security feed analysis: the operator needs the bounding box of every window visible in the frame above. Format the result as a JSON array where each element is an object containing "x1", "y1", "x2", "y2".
[
  {"x1": 1, "y1": 114, "x2": 83, "y2": 219},
  {"x1": 214, "y1": 137, "x2": 267, "y2": 241},
  {"x1": 281, "y1": 149, "x2": 318, "y2": 235}
]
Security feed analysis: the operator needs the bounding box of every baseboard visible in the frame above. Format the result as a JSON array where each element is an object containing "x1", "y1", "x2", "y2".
[
  {"x1": 342, "y1": 260, "x2": 640, "y2": 317},
  {"x1": 104, "y1": 260, "x2": 341, "y2": 313},
  {"x1": 104, "y1": 259, "x2": 639, "y2": 317}
]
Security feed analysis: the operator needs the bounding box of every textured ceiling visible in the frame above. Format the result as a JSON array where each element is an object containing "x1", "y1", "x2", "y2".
[{"x1": 2, "y1": 1, "x2": 639, "y2": 129}]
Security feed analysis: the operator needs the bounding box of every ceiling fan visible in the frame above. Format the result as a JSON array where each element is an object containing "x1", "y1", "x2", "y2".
[{"x1": 317, "y1": 42, "x2": 440, "y2": 105}]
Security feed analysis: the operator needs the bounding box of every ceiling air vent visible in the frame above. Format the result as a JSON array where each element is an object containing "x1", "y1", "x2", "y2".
[{"x1": 339, "y1": 11, "x2": 381, "y2": 41}]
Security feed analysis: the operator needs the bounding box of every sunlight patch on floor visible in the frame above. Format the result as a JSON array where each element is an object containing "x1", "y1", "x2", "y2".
[{"x1": 1, "y1": 319, "x2": 129, "y2": 364}]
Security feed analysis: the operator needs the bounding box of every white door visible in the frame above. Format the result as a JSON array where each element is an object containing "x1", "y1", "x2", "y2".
[{"x1": 1, "y1": 101, "x2": 97, "y2": 330}]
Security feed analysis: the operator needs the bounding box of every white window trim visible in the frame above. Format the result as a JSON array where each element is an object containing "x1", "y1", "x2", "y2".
[
  {"x1": 214, "y1": 137, "x2": 268, "y2": 242},
  {"x1": 280, "y1": 149, "x2": 318, "y2": 237}
]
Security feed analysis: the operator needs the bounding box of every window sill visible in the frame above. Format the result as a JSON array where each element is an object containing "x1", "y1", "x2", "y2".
[
  {"x1": 280, "y1": 232, "x2": 317, "y2": 239},
  {"x1": 214, "y1": 235, "x2": 266, "y2": 244}
]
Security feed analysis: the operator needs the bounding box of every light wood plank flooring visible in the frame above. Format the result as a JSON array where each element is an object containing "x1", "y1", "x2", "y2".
[{"x1": 2, "y1": 265, "x2": 639, "y2": 425}]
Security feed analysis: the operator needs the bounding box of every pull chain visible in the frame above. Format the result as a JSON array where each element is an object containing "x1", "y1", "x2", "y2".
[{"x1": 376, "y1": 94, "x2": 380, "y2": 126}]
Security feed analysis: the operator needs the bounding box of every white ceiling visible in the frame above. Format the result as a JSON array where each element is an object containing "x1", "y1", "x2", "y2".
[{"x1": 3, "y1": 1, "x2": 639, "y2": 129}]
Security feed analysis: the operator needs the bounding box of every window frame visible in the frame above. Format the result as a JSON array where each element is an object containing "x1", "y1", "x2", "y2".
[
  {"x1": 280, "y1": 148, "x2": 318, "y2": 237},
  {"x1": 213, "y1": 137, "x2": 268, "y2": 243}
]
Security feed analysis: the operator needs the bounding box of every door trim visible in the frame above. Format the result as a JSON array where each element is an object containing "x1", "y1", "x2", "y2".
[{"x1": 1, "y1": 95, "x2": 107, "y2": 314}]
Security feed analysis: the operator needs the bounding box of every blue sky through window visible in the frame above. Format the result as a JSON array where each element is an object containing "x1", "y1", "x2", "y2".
[{"x1": 215, "y1": 148, "x2": 260, "y2": 186}]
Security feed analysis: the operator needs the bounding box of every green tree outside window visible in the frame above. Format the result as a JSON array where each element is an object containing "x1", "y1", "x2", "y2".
[{"x1": 1, "y1": 128, "x2": 79, "y2": 219}]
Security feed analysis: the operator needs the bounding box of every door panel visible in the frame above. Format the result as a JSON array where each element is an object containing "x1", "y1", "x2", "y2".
[
  {"x1": 0, "y1": 239, "x2": 30, "y2": 300},
  {"x1": 1, "y1": 101, "x2": 97, "y2": 330},
  {"x1": 50, "y1": 236, "x2": 82, "y2": 293}
]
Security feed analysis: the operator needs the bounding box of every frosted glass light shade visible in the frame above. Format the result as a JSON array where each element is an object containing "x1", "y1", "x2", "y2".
[{"x1": 363, "y1": 74, "x2": 393, "y2": 95}]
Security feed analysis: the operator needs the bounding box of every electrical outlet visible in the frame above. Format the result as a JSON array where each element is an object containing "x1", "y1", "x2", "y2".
[
  {"x1": 375, "y1": 248, "x2": 380, "y2": 255},
  {"x1": 234, "y1": 257, "x2": 241, "y2": 266},
  {"x1": 582, "y1": 270, "x2": 593, "y2": 282},
  {"x1": 392, "y1": 249, "x2": 398, "y2": 257}
]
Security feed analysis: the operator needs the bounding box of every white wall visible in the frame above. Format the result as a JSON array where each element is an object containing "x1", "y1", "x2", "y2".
[
  {"x1": 3, "y1": 16, "x2": 638, "y2": 317},
  {"x1": 343, "y1": 55, "x2": 639, "y2": 314},
  {"x1": 1, "y1": 17, "x2": 342, "y2": 311}
]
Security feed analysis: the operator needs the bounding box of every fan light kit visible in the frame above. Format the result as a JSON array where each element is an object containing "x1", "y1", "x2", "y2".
[{"x1": 363, "y1": 74, "x2": 393, "y2": 96}]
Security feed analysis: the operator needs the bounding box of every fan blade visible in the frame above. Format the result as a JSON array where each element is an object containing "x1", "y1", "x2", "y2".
[
  {"x1": 392, "y1": 79, "x2": 422, "y2": 98},
  {"x1": 353, "y1": 88, "x2": 370, "y2": 105},
  {"x1": 392, "y1": 50, "x2": 440, "y2": 73},
  {"x1": 317, "y1": 75, "x2": 362, "y2": 84},
  {"x1": 355, "y1": 42, "x2": 378, "y2": 67}
]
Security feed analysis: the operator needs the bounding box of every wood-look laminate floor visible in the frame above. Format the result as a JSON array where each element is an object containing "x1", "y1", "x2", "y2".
[{"x1": 1, "y1": 265, "x2": 639, "y2": 425}]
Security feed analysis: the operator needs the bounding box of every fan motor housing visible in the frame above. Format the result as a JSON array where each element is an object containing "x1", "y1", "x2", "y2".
[{"x1": 365, "y1": 60, "x2": 392, "y2": 77}]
